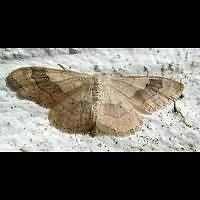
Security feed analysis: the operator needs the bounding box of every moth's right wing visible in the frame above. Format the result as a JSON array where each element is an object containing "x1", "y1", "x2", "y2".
[
  {"x1": 109, "y1": 75, "x2": 184, "y2": 113},
  {"x1": 95, "y1": 83, "x2": 143, "y2": 136}
]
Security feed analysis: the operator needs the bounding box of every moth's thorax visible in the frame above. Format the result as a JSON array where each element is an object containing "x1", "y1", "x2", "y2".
[
  {"x1": 92, "y1": 75, "x2": 104, "y2": 101},
  {"x1": 90, "y1": 73, "x2": 108, "y2": 125}
]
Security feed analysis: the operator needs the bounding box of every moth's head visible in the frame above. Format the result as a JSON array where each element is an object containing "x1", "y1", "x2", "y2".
[{"x1": 94, "y1": 72, "x2": 111, "y2": 80}]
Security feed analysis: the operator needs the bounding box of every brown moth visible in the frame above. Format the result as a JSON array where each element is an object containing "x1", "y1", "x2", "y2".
[{"x1": 6, "y1": 67, "x2": 184, "y2": 136}]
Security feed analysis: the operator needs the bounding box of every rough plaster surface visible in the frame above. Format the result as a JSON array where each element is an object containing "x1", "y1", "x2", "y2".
[{"x1": 0, "y1": 48, "x2": 199, "y2": 152}]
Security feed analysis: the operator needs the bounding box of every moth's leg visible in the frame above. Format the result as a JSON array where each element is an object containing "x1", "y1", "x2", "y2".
[
  {"x1": 173, "y1": 101, "x2": 178, "y2": 113},
  {"x1": 173, "y1": 101, "x2": 192, "y2": 128}
]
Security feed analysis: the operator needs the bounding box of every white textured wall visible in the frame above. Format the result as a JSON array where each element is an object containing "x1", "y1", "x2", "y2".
[{"x1": 0, "y1": 48, "x2": 199, "y2": 152}]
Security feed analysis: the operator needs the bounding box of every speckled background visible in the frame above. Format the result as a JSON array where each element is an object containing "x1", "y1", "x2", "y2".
[{"x1": 0, "y1": 48, "x2": 199, "y2": 152}]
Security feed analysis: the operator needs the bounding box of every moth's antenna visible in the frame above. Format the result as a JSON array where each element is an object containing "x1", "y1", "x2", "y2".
[
  {"x1": 143, "y1": 66, "x2": 149, "y2": 76},
  {"x1": 58, "y1": 64, "x2": 67, "y2": 71}
]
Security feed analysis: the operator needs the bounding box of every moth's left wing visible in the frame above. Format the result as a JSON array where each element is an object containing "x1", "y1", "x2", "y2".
[
  {"x1": 6, "y1": 67, "x2": 92, "y2": 108},
  {"x1": 109, "y1": 75, "x2": 184, "y2": 113}
]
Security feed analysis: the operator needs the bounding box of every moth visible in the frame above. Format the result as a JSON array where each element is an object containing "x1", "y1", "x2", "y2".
[{"x1": 6, "y1": 67, "x2": 184, "y2": 136}]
